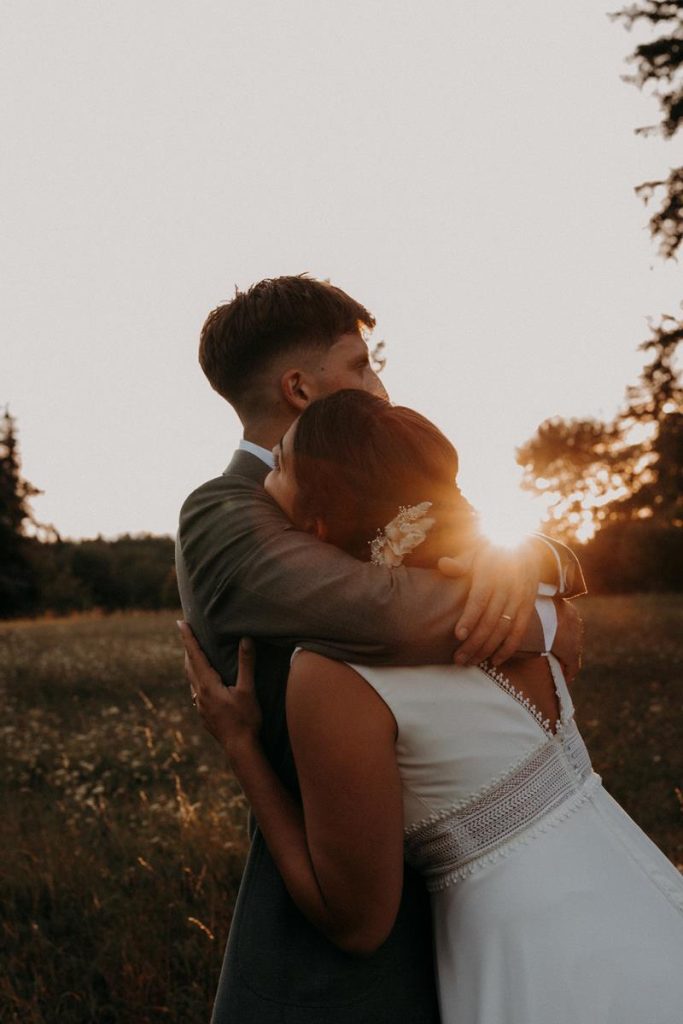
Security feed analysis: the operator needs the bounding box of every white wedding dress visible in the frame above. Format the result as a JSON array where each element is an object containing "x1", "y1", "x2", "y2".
[{"x1": 350, "y1": 652, "x2": 683, "y2": 1024}]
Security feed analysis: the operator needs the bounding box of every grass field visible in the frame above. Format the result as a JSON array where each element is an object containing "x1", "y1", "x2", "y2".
[{"x1": 1, "y1": 596, "x2": 681, "y2": 1023}]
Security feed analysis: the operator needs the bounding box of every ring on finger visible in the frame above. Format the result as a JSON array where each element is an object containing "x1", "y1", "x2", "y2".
[
  {"x1": 499, "y1": 613, "x2": 513, "y2": 623},
  {"x1": 191, "y1": 690, "x2": 198, "y2": 707}
]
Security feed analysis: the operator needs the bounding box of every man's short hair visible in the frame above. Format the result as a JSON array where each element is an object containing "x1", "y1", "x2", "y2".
[{"x1": 199, "y1": 274, "x2": 376, "y2": 412}]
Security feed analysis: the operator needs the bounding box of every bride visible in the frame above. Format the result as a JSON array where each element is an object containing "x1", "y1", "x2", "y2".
[{"x1": 179, "y1": 389, "x2": 683, "y2": 1024}]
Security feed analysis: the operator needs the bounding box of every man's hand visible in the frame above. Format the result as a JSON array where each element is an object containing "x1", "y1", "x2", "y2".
[
  {"x1": 439, "y1": 539, "x2": 542, "y2": 666},
  {"x1": 551, "y1": 600, "x2": 583, "y2": 684}
]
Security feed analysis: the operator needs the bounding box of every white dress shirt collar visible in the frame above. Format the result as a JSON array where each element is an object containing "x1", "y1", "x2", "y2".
[{"x1": 239, "y1": 438, "x2": 275, "y2": 469}]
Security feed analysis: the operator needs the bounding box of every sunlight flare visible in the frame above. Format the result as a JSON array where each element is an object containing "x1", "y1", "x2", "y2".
[{"x1": 461, "y1": 461, "x2": 546, "y2": 549}]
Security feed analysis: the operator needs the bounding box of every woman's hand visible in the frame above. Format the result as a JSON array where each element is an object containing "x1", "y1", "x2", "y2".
[{"x1": 177, "y1": 622, "x2": 262, "y2": 760}]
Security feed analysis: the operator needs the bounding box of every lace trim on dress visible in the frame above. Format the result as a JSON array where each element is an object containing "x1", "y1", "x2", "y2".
[
  {"x1": 479, "y1": 659, "x2": 559, "y2": 736},
  {"x1": 404, "y1": 721, "x2": 597, "y2": 891},
  {"x1": 424, "y1": 776, "x2": 601, "y2": 891},
  {"x1": 403, "y1": 742, "x2": 555, "y2": 835}
]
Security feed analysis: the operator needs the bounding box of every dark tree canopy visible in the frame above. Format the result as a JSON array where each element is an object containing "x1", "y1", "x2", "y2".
[
  {"x1": 635, "y1": 168, "x2": 683, "y2": 259},
  {"x1": 0, "y1": 410, "x2": 178, "y2": 619},
  {"x1": 518, "y1": 320, "x2": 682, "y2": 544},
  {"x1": 518, "y1": 322, "x2": 682, "y2": 590},
  {"x1": 613, "y1": 1, "x2": 683, "y2": 139},
  {"x1": 518, "y1": 8, "x2": 683, "y2": 586},
  {"x1": 0, "y1": 410, "x2": 40, "y2": 615},
  {"x1": 622, "y1": 317, "x2": 683, "y2": 524},
  {"x1": 612, "y1": 1, "x2": 683, "y2": 256}
]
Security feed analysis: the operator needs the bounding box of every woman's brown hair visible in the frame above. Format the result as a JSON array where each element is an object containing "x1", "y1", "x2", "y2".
[{"x1": 292, "y1": 390, "x2": 477, "y2": 563}]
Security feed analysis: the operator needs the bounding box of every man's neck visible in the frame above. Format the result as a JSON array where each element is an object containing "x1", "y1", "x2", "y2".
[{"x1": 242, "y1": 419, "x2": 295, "y2": 450}]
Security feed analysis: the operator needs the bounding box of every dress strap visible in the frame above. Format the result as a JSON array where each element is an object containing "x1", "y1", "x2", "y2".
[{"x1": 545, "y1": 653, "x2": 575, "y2": 725}]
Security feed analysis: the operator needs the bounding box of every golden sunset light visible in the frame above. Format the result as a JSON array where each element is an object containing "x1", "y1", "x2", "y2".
[
  {"x1": 3, "y1": 1, "x2": 680, "y2": 542},
  {"x1": 2, "y1": 3, "x2": 682, "y2": 1022},
  {"x1": 463, "y1": 462, "x2": 547, "y2": 550}
]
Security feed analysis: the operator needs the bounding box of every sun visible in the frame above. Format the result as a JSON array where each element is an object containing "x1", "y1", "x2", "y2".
[{"x1": 460, "y1": 460, "x2": 547, "y2": 550}]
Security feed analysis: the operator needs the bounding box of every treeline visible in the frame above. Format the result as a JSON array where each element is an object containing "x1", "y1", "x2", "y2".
[
  {"x1": 560, "y1": 522, "x2": 681, "y2": 595},
  {"x1": 29, "y1": 534, "x2": 177, "y2": 614},
  {"x1": 518, "y1": 3, "x2": 683, "y2": 584},
  {"x1": 8, "y1": 523, "x2": 683, "y2": 621},
  {"x1": 9, "y1": 521, "x2": 683, "y2": 620},
  {"x1": 2, "y1": 405, "x2": 679, "y2": 618},
  {"x1": 2, "y1": 533, "x2": 178, "y2": 618},
  {"x1": 0, "y1": 407, "x2": 179, "y2": 618},
  {"x1": 517, "y1": 314, "x2": 682, "y2": 588}
]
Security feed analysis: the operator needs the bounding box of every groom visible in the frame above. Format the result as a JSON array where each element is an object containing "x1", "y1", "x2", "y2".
[{"x1": 176, "y1": 275, "x2": 584, "y2": 1023}]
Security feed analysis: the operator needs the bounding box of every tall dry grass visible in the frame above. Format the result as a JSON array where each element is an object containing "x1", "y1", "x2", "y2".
[
  {"x1": 1, "y1": 613, "x2": 248, "y2": 1023},
  {"x1": 1, "y1": 597, "x2": 681, "y2": 1022},
  {"x1": 571, "y1": 594, "x2": 682, "y2": 867}
]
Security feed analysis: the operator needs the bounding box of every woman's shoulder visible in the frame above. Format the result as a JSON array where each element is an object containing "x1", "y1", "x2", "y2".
[
  {"x1": 288, "y1": 650, "x2": 376, "y2": 697},
  {"x1": 287, "y1": 651, "x2": 397, "y2": 737}
]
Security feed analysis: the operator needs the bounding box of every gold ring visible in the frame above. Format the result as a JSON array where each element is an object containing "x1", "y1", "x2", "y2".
[{"x1": 500, "y1": 614, "x2": 513, "y2": 622}]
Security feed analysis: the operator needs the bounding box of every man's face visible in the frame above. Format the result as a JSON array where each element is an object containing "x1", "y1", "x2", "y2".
[
  {"x1": 264, "y1": 330, "x2": 388, "y2": 521},
  {"x1": 307, "y1": 331, "x2": 388, "y2": 402},
  {"x1": 265, "y1": 331, "x2": 388, "y2": 524}
]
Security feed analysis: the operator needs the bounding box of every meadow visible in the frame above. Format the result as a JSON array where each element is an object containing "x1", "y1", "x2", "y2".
[{"x1": 1, "y1": 596, "x2": 681, "y2": 1023}]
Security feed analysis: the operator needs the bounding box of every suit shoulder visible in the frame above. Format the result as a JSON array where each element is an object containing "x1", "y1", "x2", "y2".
[
  {"x1": 180, "y1": 472, "x2": 262, "y2": 516},
  {"x1": 177, "y1": 472, "x2": 282, "y2": 558}
]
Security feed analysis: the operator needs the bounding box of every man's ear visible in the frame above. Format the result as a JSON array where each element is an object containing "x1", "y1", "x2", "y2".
[{"x1": 280, "y1": 368, "x2": 316, "y2": 412}]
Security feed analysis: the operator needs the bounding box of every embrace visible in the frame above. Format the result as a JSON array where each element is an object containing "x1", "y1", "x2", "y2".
[{"x1": 176, "y1": 276, "x2": 683, "y2": 1024}]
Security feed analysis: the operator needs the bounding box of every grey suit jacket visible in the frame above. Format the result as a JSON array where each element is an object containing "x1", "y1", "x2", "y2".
[{"x1": 176, "y1": 450, "x2": 584, "y2": 1023}]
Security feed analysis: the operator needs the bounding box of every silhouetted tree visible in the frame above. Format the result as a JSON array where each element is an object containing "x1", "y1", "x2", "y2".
[
  {"x1": 612, "y1": 1, "x2": 683, "y2": 257},
  {"x1": 611, "y1": 5, "x2": 683, "y2": 530},
  {"x1": 620, "y1": 315, "x2": 683, "y2": 525},
  {"x1": 0, "y1": 411, "x2": 178, "y2": 616},
  {"x1": 518, "y1": 325, "x2": 682, "y2": 543},
  {"x1": 0, "y1": 409, "x2": 40, "y2": 615},
  {"x1": 518, "y1": 9, "x2": 683, "y2": 585},
  {"x1": 517, "y1": 417, "x2": 621, "y2": 542}
]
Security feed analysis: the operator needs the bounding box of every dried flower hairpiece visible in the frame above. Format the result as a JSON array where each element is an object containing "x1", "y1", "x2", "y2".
[{"x1": 369, "y1": 501, "x2": 436, "y2": 568}]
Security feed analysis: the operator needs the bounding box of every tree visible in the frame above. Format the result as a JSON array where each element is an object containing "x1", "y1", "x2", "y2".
[
  {"x1": 519, "y1": 5, "x2": 683, "y2": 560},
  {"x1": 612, "y1": 3, "x2": 683, "y2": 531},
  {"x1": 517, "y1": 417, "x2": 623, "y2": 543},
  {"x1": 518, "y1": 324, "x2": 682, "y2": 543},
  {"x1": 0, "y1": 409, "x2": 40, "y2": 615},
  {"x1": 612, "y1": 1, "x2": 683, "y2": 257},
  {"x1": 619, "y1": 315, "x2": 683, "y2": 526}
]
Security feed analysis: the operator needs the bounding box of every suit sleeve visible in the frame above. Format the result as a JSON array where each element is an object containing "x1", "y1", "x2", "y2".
[
  {"x1": 177, "y1": 475, "x2": 555, "y2": 669},
  {"x1": 531, "y1": 533, "x2": 586, "y2": 599}
]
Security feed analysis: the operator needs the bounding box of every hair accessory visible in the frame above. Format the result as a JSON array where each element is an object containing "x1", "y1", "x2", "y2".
[{"x1": 370, "y1": 502, "x2": 436, "y2": 568}]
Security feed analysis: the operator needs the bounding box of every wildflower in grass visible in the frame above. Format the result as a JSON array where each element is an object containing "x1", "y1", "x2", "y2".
[{"x1": 188, "y1": 917, "x2": 215, "y2": 941}]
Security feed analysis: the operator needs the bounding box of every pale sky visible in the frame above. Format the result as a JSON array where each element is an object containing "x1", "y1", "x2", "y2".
[{"x1": 2, "y1": 0, "x2": 680, "y2": 542}]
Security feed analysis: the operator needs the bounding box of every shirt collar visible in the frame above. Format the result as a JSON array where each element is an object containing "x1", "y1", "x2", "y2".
[{"x1": 239, "y1": 438, "x2": 275, "y2": 469}]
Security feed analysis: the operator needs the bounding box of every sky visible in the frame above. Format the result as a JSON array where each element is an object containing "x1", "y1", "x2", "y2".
[{"x1": 2, "y1": 0, "x2": 680, "y2": 543}]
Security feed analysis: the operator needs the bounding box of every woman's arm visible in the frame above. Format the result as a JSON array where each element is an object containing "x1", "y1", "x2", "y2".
[
  {"x1": 180, "y1": 625, "x2": 404, "y2": 955},
  {"x1": 284, "y1": 650, "x2": 404, "y2": 953}
]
